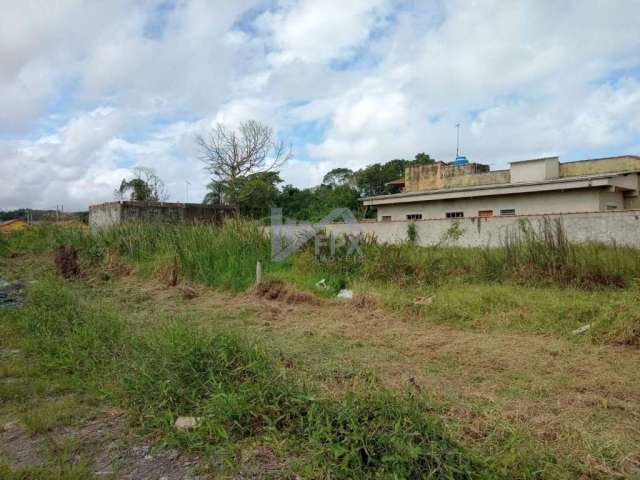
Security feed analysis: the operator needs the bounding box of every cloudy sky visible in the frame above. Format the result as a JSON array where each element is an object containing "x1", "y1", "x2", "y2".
[{"x1": 2, "y1": 0, "x2": 640, "y2": 211}]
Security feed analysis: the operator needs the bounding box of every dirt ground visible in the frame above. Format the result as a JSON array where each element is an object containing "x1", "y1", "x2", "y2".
[{"x1": 0, "y1": 409, "x2": 207, "y2": 479}]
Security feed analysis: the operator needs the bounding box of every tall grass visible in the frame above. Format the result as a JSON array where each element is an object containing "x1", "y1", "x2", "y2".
[
  {"x1": 309, "y1": 218, "x2": 640, "y2": 290},
  {"x1": 173, "y1": 221, "x2": 270, "y2": 291},
  {"x1": 5, "y1": 218, "x2": 640, "y2": 291},
  {"x1": 503, "y1": 218, "x2": 633, "y2": 287},
  {"x1": 93, "y1": 220, "x2": 271, "y2": 291}
]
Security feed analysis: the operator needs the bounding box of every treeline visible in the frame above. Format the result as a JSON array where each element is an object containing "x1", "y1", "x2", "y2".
[
  {"x1": 203, "y1": 153, "x2": 434, "y2": 221},
  {"x1": 0, "y1": 209, "x2": 29, "y2": 221}
]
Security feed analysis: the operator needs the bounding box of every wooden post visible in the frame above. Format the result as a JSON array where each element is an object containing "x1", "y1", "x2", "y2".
[{"x1": 256, "y1": 260, "x2": 263, "y2": 286}]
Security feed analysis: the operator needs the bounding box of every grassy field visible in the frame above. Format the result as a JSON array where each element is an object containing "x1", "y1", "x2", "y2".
[{"x1": 0, "y1": 221, "x2": 639, "y2": 478}]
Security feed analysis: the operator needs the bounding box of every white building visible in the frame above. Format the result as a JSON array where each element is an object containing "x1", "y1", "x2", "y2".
[{"x1": 363, "y1": 155, "x2": 640, "y2": 221}]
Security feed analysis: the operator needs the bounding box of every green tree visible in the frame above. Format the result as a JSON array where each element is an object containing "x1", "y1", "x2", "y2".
[
  {"x1": 322, "y1": 168, "x2": 355, "y2": 187},
  {"x1": 237, "y1": 171, "x2": 283, "y2": 219},
  {"x1": 413, "y1": 152, "x2": 434, "y2": 164},
  {"x1": 116, "y1": 167, "x2": 168, "y2": 201},
  {"x1": 355, "y1": 159, "x2": 408, "y2": 197},
  {"x1": 202, "y1": 180, "x2": 224, "y2": 205}
]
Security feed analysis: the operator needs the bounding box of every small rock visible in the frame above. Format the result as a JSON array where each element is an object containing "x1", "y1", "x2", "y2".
[
  {"x1": 175, "y1": 416, "x2": 200, "y2": 430},
  {"x1": 165, "y1": 449, "x2": 179, "y2": 460},
  {"x1": 572, "y1": 324, "x2": 591, "y2": 335},
  {"x1": 2, "y1": 421, "x2": 18, "y2": 432},
  {"x1": 337, "y1": 289, "x2": 353, "y2": 299}
]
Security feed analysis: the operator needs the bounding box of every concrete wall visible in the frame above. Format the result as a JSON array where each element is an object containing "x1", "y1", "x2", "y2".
[
  {"x1": 404, "y1": 162, "x2": 491, "y2": 192},
  {"x1": 599, "y1": 190, "x2": 625, "y2": 210},
  {"x1": 559, "y1": 156, "x2": 640, "y2": 177},
  {"x1": 89, "y1": 201, "x2": 234, "y2": 231},
  {"x1": 375, "y1": 188, "x2": 603, "y2": 221},
  {"x1": 511, "y1": 157, "x2": 559, "y2": 183},
  {"x1": 273, "y1": 210, "x2": 640, "y2": 248},
  {"x1": 444, "y1": 170, "x2": 510, "y2": 189},
  {"x1": 89, "y1": 203, "x2": 122, "y2": 230}
]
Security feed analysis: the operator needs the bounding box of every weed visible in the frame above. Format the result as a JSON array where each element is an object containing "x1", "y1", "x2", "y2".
[
  {"x1": 21, "y1": 397, "x2": 82, "y2": 434},
  {"x1": 15, "y1": 277, "x2": 125, "y2": 379},
  {"x1": 0, "y1": 460, "x2": 93, "y2": 480},
  {"x1": 407, "y1": 221, "x2": 418, "y2": 244}
]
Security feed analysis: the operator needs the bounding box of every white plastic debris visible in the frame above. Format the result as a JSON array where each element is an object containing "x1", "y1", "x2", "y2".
[
  {"x1": 174, "y1": 416, "x2": 200, "y2": 430},
  {"x1": 571, "y1": 324, "x2": 591, "y2": 335},
  {"x1": 337, "y1": 289, "x2": 353, "y2": 299},
  {"x1": 315, "y1": 278, "x2": 328, "y2": 289}
]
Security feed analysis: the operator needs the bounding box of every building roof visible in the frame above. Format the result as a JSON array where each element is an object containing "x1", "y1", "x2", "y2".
[{"x1": 362, "y1": 171, "x2": 639, "y2": 206}]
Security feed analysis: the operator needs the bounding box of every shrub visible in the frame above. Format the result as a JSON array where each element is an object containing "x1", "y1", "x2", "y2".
[
  {"x1": 303, "y1": 391, "x2": 482, "y2": 479},
  {"x1": 407, "y1": 222, "x2": 418, "y2": 244}
]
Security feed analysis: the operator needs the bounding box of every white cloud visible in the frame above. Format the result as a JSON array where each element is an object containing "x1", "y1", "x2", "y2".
[
  {"x1": 1, "y1": 0, "x2": 640, "y2": 209},
  {"x1": 256, "y1": 0, "x2": 392, "y2": 65}
]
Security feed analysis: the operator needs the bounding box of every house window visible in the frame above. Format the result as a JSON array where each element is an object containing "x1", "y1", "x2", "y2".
[
  {"x1": 500, "y1": 209, "x2": 516, "y2": 216},
  {"x1": 406, "y1": 214, "x2": 422, "y2": 221},
  {"x1": 445, "y1": 211, "x2": 464, "y2": 218},
  {"x1": 478, "y1": 210, "x2": 493, "y2": 218},
  {"x1": 381, "y1": 215, "x2": 392, "y2": 222},
  {"x1": 606, "y1": 204, "x2": 618, "y2": 210}
]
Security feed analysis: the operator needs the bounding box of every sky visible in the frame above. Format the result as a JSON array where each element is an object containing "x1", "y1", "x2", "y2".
[{"x1": 2, "y1": 0, "x2": 640, "y2": 211}]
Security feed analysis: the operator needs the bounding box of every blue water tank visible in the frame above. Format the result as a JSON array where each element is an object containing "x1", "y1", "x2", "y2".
[{"x1": 452, "y1": 155, "x2": 469, "y2": 166}]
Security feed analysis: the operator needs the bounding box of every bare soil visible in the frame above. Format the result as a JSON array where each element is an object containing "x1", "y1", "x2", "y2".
[{"x1": 1, "y1": 410, "x2": 205, "y2": 479}]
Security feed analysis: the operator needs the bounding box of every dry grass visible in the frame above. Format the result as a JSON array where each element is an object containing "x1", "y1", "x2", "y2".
[
  {"x1": 123, "y1": 275, "x2": 640, "y2": 477},
  {"x1": 4, "y1": 249, "x2": 640, "y2": 476}
]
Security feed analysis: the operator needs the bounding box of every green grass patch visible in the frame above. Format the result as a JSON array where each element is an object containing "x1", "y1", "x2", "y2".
[
  {"x1": 0, "y1": 461, "x2": 93, "y2": 480},
  {"x1": 3, "y1": 274, "x2": 509, "y2": 479},
  {"x1": 20, "y1": 397, "x2": 83, "y2": 434}
]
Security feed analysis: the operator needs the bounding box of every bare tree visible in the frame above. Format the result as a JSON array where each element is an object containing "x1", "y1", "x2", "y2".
[
  {"x1": 115, "y1": 166, "x2": 169, "y2": 202},
  {"x1": 196, "y1": 120, "x2": 292, "y2": 211}
]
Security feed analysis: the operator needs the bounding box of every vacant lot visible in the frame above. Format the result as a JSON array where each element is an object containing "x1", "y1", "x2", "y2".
[{"x1": 1, "y1": 223, "x2": 639, "y2": 479}]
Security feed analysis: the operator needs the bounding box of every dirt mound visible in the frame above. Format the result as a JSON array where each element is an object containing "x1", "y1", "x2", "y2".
[
  {"x1": 612, "y1": 321, "x2": 640, "y2": 347},
  {"x1": 255, "y1": 281, "x2": 321, "y2": 305},
  {"x1": 54, "y1": 245, "x2": 80, "y2": 279},
  {"x1": 351, "y1": 292, "x2": 380, "y2": 310}
]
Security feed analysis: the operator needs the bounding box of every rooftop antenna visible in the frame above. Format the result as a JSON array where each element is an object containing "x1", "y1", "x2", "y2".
[{"x1": 452, "y1": 123, "x2": 469, "y2": 165}]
